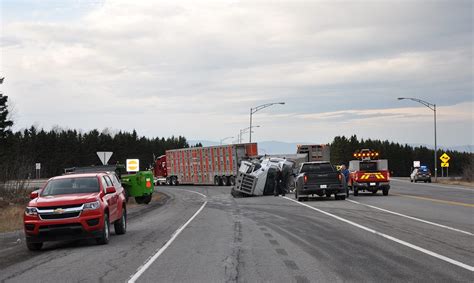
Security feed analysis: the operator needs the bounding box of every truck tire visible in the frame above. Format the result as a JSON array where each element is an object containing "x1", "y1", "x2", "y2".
[
  {"x1": 96, "y1": 213, "x2": 110, "y2": 245},
  {"x1": 382, "y1": 188, "x2": 389, "y2": 196},
  {"x1": 26, "y1": 240, "x2": 43, "y2": 251},
  {"x1": 353, "y1": 187, "x2": 359, "y2": 196},
  {"x1": 171, "y1": 177, "x2": 178, "y2": 186},
  {"x1": 222, "y1": 176, "x2": 229, "y2": 186},
  {"x1": 143, "y1": 195, "x2": 152, "y2": 204},
  {"x1": 135, "y1": 196, "x2": 144, "y2": 204},
  {"x1": 114, "y1": 207, "x2": 127, "y2": 235},
  {"x1": 229, "y1": 176, "x2": 236, "y2": 186},
  {"x1": 166, "y1": 178, "x2": 171, "y2": 185},
  {"x1": 214, "y1": 176, "x2": 221, "y2": 186}
]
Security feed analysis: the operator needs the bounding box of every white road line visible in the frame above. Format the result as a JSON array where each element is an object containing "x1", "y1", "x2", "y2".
[
  {"x1": 128, "y1": 196, "x2": 208, "y2": 282},
  {"x1": 391, "y1": 178, "x2": 473, "y2": 191},
  {"x1": 346, "y1": 199, "x2": 473, "y2": 236},
  {"x1": 283, "y1": 196, "x2": 474, "y2": 272},
  {"x1": 180, "y1": 189, "x2": 207, "y2": 199}
]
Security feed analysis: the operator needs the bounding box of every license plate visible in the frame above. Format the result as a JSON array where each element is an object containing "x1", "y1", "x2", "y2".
[
  {"x1": 370, "y1": 183, "x2": 376, "y2": 186},
  {"x1": 320, "y1": 184, "x2": 327, "y2": 189}
]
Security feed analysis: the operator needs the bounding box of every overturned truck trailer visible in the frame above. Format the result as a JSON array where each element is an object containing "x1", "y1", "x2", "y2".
[{"x1": 231, "y1": 157, "x2": 294, "y2": 197}]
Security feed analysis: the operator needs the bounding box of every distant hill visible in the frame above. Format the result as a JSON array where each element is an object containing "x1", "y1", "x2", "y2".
[{"x1": 189, "y1": 140, "x2": 473, "y2": 154}]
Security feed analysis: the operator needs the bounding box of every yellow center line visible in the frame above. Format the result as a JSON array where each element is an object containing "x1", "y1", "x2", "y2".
[{"x1": 392, "y1": 193, "x2": 474, "y2": 208}]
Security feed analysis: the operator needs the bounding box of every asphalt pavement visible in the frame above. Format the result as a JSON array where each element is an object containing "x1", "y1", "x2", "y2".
[{"x1": 0, "y1": 179, "x2": 472, "y2": 282}]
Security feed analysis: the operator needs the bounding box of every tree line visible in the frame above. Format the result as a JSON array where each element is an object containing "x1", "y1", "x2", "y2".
[
  {"x1": 330, "y1": 135, "x2": 473, "y2": 177},
  {"x1": 0, "y1": 126, "x2": 190, "y2": 181}
]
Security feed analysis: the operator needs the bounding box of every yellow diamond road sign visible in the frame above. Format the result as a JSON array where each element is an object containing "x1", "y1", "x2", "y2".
[
  {"x1": 441, "y1": 162, "x2": 449, "y2": 168},
  {"x1": 439, "y1": 153, "x2": 450, "y2": 163}
]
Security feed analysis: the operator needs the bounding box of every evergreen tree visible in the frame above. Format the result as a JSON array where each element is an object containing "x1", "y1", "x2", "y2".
[{"x1": 0, "y1": 94, "x2": 13, "y2": 140}]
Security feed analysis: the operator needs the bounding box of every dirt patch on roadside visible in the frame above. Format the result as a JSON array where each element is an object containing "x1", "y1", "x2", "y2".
[
  {"x1": 0, "y1": 205, "x2": 25, "y2": 233},
  {"x1": 126, "y1": 193, "x2": 164, "y2": 209}
]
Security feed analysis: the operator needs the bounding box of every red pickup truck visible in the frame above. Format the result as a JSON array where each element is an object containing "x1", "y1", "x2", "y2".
[
  {"x1": 24, "y1": 172, "x2": 127, "y2": 251},
  {"x1": 348, "y1": 150, "x2": 390, "y2": 196}
]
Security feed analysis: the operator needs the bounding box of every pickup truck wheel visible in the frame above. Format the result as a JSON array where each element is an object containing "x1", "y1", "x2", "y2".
[
  {"x1": 353, "y1": 188, "x2": 359, "y2": 196},
  {"x1": 335, "y1": 194, "x2": 345, "y2": 200},
  {"x1": 171, "y1": 177, "x2": 178, "y2": 186},
  {"x1": 383, "y1": 188, "x2": 389, "y2": 196},
  {"x1": 26, "y1": 241, "x2": 43, "y2": 251},
  {"x1": 114, "y1": 207, "x2": 127, "y2": 235},
  {"x1": 96, "y1": 213, "x2": 110, "y2": 245},
  {"x1": 229, "y1": 176, "x2": 236, "y2": 186}
]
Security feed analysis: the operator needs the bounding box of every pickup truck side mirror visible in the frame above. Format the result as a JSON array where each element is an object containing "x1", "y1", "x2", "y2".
[
  {"x1": 30, "y1": 190, "x2": 39, "y2": 199},
  {"x1": 106, "y1": 186, "x2": 116, "y2": 194}
]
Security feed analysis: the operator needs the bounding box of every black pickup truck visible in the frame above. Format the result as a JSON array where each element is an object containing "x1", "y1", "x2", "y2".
[{"x1": 294, "y1": 161, "x2": 347, "y2": 201}]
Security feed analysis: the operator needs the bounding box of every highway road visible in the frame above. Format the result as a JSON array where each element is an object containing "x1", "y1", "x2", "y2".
[{"x1": 0, "y1": 179, "x2": 472, "y2": 282}]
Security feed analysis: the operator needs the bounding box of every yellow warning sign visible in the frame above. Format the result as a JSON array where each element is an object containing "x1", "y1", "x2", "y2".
[
  {"x1": 126, "y1": 159, "x2": 140, "y2": 172},
  {"x1": 441, "y1": 162, "x2": 449, "y2": 168},
  {"x1": 439, "y1": 153, "x2": 450, "y2": 163}
]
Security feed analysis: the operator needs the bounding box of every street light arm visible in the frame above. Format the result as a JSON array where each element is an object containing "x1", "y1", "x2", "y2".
[
  {"x1": 251, "y1": 102, "x2": 285, "y2": 114},
  {"x1": 399, "y1": 97, "x2": 435, "y2": 111}
]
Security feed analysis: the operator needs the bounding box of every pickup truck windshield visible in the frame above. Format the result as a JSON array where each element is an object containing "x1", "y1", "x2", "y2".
[
  {"x1": 300, "y1": 163, "x2": 335, "y2": 173},
  {"x1": 41, "y1": 177, "x2": 100, "y2": 196}
]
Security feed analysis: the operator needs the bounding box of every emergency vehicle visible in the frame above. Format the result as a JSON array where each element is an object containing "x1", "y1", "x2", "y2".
[
  {"x1": 153, "y1": 143, "x2": 258, "y2": 186},
  {"x1": 348, "y1": 149, "x2": 390, "y2": 196}
]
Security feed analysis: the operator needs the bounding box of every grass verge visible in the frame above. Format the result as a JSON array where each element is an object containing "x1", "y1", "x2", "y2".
[{"x1": 437, "y1": 179, "x2": 474, "y2": 188}]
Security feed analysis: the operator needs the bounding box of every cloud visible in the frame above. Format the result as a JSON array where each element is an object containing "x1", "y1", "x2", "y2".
[{"x1": 1, "y1": 0, "x2": 472, "y2": 146}]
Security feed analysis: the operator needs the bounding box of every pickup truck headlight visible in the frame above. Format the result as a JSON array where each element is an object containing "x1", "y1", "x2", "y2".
[
  {"x1": 25, "y1": 207, "x2": 38, "y2": 216},
  {"x1": 83, "y1": 201, "x2": 100, "y2": 210}
]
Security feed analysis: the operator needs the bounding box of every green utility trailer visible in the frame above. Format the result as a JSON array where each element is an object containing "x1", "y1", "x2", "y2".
[{"x1": 121, "y1": 171, "x2": 154, "y2": 204}]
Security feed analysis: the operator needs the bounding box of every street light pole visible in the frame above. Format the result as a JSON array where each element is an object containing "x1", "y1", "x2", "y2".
[
  {"x1": 220, "y1": 136, "x2": 234, "y2": 145},
  {"x1": 240, "y1": 125, "x2": 260, "y2": 144},
  {"x1": 249, "y1": 102, "x2": 285, "y2": 143},
  {"x1": 398, "y1": 97, "x2": 438, "y2": 182}
]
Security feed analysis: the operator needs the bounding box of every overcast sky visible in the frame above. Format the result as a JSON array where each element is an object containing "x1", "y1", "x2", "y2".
[{"x1": 1, "y1": 0, "x2": 472, "y2": 146}]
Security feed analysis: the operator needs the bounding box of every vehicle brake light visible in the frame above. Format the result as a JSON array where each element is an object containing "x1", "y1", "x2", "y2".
[
  {"x1": 387, "y1": 172, "x2": 390, "y2": 181},
  {"x1": 304, "y1": 175, "x2": 308, "y2": 184},
  {"x1": 338, "y1": 174, "x2": 342, "y2": 181}
]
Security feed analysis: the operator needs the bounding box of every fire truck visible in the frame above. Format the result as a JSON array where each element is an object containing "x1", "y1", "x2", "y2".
[
  {"x1": 348, "y1": 149, "x2": 390, "y2": 196},
  {"x1": 153, "y1": 143, "x2": 258, "y2": 186}
]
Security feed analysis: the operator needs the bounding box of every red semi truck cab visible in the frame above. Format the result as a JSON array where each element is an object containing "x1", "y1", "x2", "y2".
[
  {"x1": 348, "y1": 149, "x2": 390, "y2": 196},
  {"x1": 153, "y1": 155, "x2": 168, "y2": 185}
]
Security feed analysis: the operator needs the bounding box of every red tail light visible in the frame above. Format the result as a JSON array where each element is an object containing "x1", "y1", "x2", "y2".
[
  {"x1": 304, "y1": 175, "x2": 308, "y2": 184},
  {"x1": 387, "y1": 172, "x2": 390, "y2": 181},
  {"x1": 338, "y1": 174, "x2": 342, "y2": 181}
]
